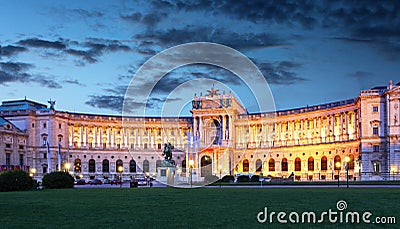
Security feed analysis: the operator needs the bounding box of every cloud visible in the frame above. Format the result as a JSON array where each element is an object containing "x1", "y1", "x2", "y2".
[
  {"x1": 0, "y1": 61, "x2": 62, "y2": 89},
  {"x1": 63, "y1": 79, "x2": 85, "y2": 86},
  {"x1": 348, "y1": 71, "x2": 375, "y2": 79},
  {"x1": 0, "y1": 45, "x2": 27, "y2": 57},
  {"x1": 17, "y1": 38, "x2": 67, "y2": 50},
  {"x1": 72, "y1": 9, "x2": 104, "y2": 18},
  {"x1": 255, "y1": 61, "x2": 306, "y2": 85}
]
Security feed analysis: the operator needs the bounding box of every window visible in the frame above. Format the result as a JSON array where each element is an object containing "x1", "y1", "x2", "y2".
[
  {"x1": 131, "y1": 144, "x2": 134, "y2": 149},
  {"x1": 373, "y1": 106, "x2": 378, "y2": 112},
  {"x1": 143, "y1": 160, "x2": 149, "y2": 173},
  {"x1": 44, "y1": 153, "x2": 47, "y2": 159},
  {"x1": 116, "y1": 160, "x2": 123, "y2": 172},
  {"x1": 243, "y1": 159, "x2": 249, "y2": 172},
  {"x1": 348, "y1": 154, "x2": 355, "y2": 170},
  {"x1": 373, "y1": 162, "x2": 380, "y2": 173},
  {"x1": 268, "y1": 158, "x2": 275, "y2": 171},
  {"x1": 255, "y1": 159, "x2": 262, "y2": 172},
  {"x1": 19, "y1": 145, "x2": 24, "y2": 150},
  {"x1": 74, "y1": 159, "x2": 82, "y2": 173},
  {"x1": 130, "y1": 160, "x2": 136, "y2": 173},
  {"x1": 5, "y1": 144, "x2": 11, "y2": 148},
  {"x1": 156, "y1": 160, "x2": 161, "y2": 172},
  {"x1": 158, "y1": 143, "x2": 162, "y2": 149},
  {"x1": 373, "y1": 127, "x2": 378, "y2": 135},
  {"x1": 373, "y1": 145, "x2": 379, "y2": 152},
  {"x1": 102, "y1": 159, "x2": 109, "y2": 173},
  {"x1": 88, "y1": 159, "x2": 95, "y2": 173},
  {"x1": 294, "y1": 157, "x2": 301, "y2": 171},
  {"x1": 102, "y1": 142, "x2": 107, "y2": 149},
  {"x1": 59, "y1": 123, "x2": 62, "y2": 129},
  {"x1": 308, "y1": 157, "x2": 314, "y2": 171},
  {"x1": 19, "y1": 154, "x2": 24, "y2": 166},
  {"x1": 334, "y1": 155, "x2": 341, "y2": 170},
  {"x1": 6, "y1": 153, "x2": 11, "y2": 167},
  {"x1": 144, "y1": 143, "x2": 148, "y2": 149},
  {"x1": 43, "y1": 167, "x2": 47, "y2": 174},
  {"x1": 32, "y1": 123, "x2": 35, "y2": 128},
  {"x1": 281, "y1": 158, "x2": 288, "y2": 171},
  {"x1": 43, "y1": 123, "x2": 47, "y2": 128},
  {"x1": 321, "y1": 156, "x2": 328, "y2": 170}
]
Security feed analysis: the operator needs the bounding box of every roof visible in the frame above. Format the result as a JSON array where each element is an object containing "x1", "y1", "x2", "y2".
[
  {"x1": 0, "y1": 99, "x2": 48, "y2": 111},
  {"x1": 0, "y1": 117, "x2": 10, "y2": 126}
]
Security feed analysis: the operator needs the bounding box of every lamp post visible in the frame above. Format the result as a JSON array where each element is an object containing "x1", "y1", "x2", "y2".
[
  {"x1": 189, "y1": 159, "x2": 194, "y2": 188},
  {"x1": 118, "y1": 166, "x2": 123, "y2": 188},
  {"x1": 345, "y1": 156, "x2": 350, "y2": 188},
  {"x1": 218, "y1": 165, "x2": 222, "y2": 188},
  {"x1": 336, "y1": 162, "x2": 341, "y2": 188},
  {"x1": 64, "y1": 162, "x2": 71, "y2": 172},
  {"x1": 29, "y1": 168, "x2": 36, "y2": 178}
]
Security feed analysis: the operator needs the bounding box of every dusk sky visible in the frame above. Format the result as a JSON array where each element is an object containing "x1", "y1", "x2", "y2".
[{"x1": 1, "y1": 0, "x2": 399, "y2": 116}]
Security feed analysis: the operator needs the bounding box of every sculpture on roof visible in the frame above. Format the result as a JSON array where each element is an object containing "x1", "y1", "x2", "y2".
[
  {"x1": 206, "y1": 83, "x2": 220, "y2": 97},
  {"x1": 48, "y1": 99, "x2": 56, "y2": 110}
]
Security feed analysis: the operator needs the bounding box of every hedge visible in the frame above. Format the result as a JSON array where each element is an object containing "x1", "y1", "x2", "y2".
[
  {"x1": 0, "y1": 170, "x2": 35, "y2": 192},
  {"x1": 42, "y1": 171, "x2": 74, "y2": 189}
]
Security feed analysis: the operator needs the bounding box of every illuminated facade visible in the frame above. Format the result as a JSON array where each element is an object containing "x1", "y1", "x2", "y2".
[{"x1": 0, "y1": 81, "x2": 399, "y2": 181}]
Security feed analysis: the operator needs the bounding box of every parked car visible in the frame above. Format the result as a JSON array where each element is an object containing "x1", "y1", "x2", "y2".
[
  {"x1": 74, "y1": 179, "x2": 86, "y2": 185},
  {"x1": 136, "y1": 178, "x2": 148, "y2": 186},
  {"x1": 88, "y1": 179, "x2": 103, "y2": 185},
  {"x1": 103, "y1": 179, "x2": 110, "y2": 184}
]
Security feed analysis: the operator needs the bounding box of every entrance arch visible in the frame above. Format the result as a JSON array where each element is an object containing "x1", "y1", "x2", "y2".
[{"x1": 201, "y1": 155, "x2": 212, "y2": 177}]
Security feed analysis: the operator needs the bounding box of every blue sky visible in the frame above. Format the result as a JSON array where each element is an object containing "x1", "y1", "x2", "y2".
[{"x1": 1, "y1": 0, "x2": 399, "y2": 116}]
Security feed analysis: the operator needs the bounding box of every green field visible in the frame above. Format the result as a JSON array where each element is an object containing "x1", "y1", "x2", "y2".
[{"x1": 0, "y1": 188, "x2": 399, "y2": 228}]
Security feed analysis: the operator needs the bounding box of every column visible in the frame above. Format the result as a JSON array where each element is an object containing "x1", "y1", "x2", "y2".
[
  {"x1": 198, "y1": 117, "x2": 203, "y2": 146},
  {"x1": 121, "y1": 128, "x2": 125, "y2": 148},
  {"x1": 135, "y1": 129, "x2": 139, "y2": 149},
  {"x1": 193, "y1": 117, "x2": 198, "y2": 137},
  {"x1": 228, "y1": 116, "x2": 232, "y2": 142},
  {"x1": 99, "y1": 127, "x2": 103, "y2": 148},
  {"x1": 93, "y1": 126, "x2": 97, "y2": 147},
  {"x1": 221, "y1": 116, "x2": 226, "y2": 140},
  {"x1": 70, "y1": 124, "x2": 74, "y2": 147},
  {"x1": 318, "y1": 117, "x2": 322, "y2": 142},
  {"x1": 85, "y1": 125, "x2": 89, "y2": 147},
  {"x1": 139, "y1": 128, "x2": 142, "y2": 149},
  {"x1": 354, "y1": 111, "x2": 358, "y2": 138},
  {"x1": 340, "y1": 113, "x2": 344, "y2": 140},
  {"x1": 80, "y1": 125, "x2": 84, "y2": 147},
  {"x1": 108, "y1": 127, "x2": 112, "y2": 148},
  {"x1": 126, "y1": 128, "x2": 130, "y2": 149},
  {"x1": 331, "y1": 115, "x2": 335, "y2": 141},
  {"x1": 345, "y1": 111, "x2": 349, "y2": 138}
]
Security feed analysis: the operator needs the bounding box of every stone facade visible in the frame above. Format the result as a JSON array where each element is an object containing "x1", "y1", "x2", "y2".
[{"x1": 0, "y1": 81, "x2": 399, "y2": 181}]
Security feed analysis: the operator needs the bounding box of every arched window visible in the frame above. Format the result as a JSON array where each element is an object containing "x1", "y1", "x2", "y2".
[
  {"x1": 242, "y1": 159, "x2": 249, "y2": 172},
  {"x1": 74, "y1": 159, "x2": 81, "y2": 173},
  {"x1": 156, "y1": 160, "x2": 162, "y2": 172},
  {"x1": 102, "y1": 159, "x2": 109, "y2": 173},
  {"x1": 182, "y1": 160, "x2": 186, "y2": 173},
  {"x1": 268, "y1": 158, "x2": 275, "y2": 171},
  {"x1": 88, "y1": 159, "x2": 95, "y2": 173},
  {"x1": 116, "y1": 159, "x2": 123, "y2": 172},
  {"x1": 129, "y1": 160, "x2": 136, "y2": 173},
  {"x1": 321, "y1": 156, "x2": 328, "y2": 171},
  {"x1": 143, "y1": 160, "x2": 149, "y2": 173},
  {"x1": 294, "y1": 157, "x2": 301, "y2": 171},
  {"x1": 201, "y1": 155, "x2": 212, "y2": 177},
  {"x1": 348, "y1": 154, "x2": 355, "y2": 170},
  {"x1": 281, "y1": 158, "x2": 288, "y2": 171},
  {"x1": 308, "y1": 157, "x2": 314, "y2": 171},
  {"x1": 255, "y1": 159, "x2": 262, "y2": 172},
  {"x1": 334, "y1": 155, "x2": 341, "y2": 170}
]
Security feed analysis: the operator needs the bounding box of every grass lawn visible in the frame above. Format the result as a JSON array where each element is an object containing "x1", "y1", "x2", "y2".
[{"x1": 0, "y1": 188, "x2": 399, "y2": 228}]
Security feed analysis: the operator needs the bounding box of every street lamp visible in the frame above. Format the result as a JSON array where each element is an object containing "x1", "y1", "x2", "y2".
[
  {"x1": 345, "y1": 156, "x2": 350, "y2": 188},
  {"x1": 335, "y1": 162, "x2": 341, "y2": 188},
  {"x1": 189, "y1": 159, "x2": 194, "y2": 188},
  {"x1": 64, "y1": 163, "x2": 71, "y2": 172},
  {"x1": 118, "y1": 166, "x2": 123, "y2": 187},
  {"x1": 29, "y1": 168, "x2": 36, "y2": 177},
  {"x1": 218, "y1": 165, "x2": 222, "y2": 188}
]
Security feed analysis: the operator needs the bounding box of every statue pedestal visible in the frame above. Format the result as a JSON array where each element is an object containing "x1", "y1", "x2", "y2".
[{"x1": 156, "y1": 160, "x2": 176, "y2": 187}]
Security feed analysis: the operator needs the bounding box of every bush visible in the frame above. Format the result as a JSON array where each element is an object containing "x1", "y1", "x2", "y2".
[
  {"x1": 42, "y1": 171, "x2": 74, "y2": 189},
  {"x1": 236, "y1": 175, "x2": 250, "y2": 182},
  {"x1": 220, "y1": 175, "x2": 234, "y2": 183},
  {"x1": 250, "y1": 175, "x2": 260, "y2": 182},
  {"x1": 0, "y1": 170, "x2": 35, "y2": 192},
  {"x1": 204, "y1": 174, "x2": 219, "y2": 184}
]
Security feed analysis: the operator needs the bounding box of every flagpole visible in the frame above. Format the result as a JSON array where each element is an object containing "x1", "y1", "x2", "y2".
[
  {"x1": 58, "y1": 142, "x2": 61, "y2": 171},
  {"x1": 46, "y1": 140, "x2": 51, "y2": 173}
]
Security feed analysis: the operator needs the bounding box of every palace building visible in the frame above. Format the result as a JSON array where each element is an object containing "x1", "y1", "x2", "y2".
[{"x1": 0, "y1": 81, "x2": 399, "y2": 182}]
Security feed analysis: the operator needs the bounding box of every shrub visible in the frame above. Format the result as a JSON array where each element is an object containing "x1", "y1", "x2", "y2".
[
  {"x1": 220, "y1": 175, "x2": 234, "y2": 183},
  {"x1": 204, "y1": 174, "x2": 219, "y2": 184},
  {"x1": 42, "y1": 171, "x2": 74, "y2": 189},
  {"x1": 236, "y1": 175, "x2": 250, "y2": 182},
  {"x1": 0, "y1": 170, "x2": 35, "y2": 192},
  {"x1": 250, "y1": 175, "x2": 260, "y2": 182}
]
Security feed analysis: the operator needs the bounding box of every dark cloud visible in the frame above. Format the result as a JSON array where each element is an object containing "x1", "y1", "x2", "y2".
[
  {"x1": 85, "y1": 95, "x2": 125, "y2": 112},
  {"x1": 0, "y1": 45, "x2": 27, "y2": 57},
  {"x1": 0, "y1": 61, "x2": 62, "y2": 89},
  {"x1": 121, "y1": 12, "x2": 142, "y2": 22},
  {"x1": 63, "y1": 79, "x2": 85, "y2": 86},
  {"x1": 142, "y1": 13, "x2": 163, "y2": 27},
  {"x1": 349, "y1": 71, "x2": 375, "y2": 79},
  {"x1": 135, "y1": 26, "x2": 283, "y2": 50},
  {"x1": 256, "y1": 61, "x2": 306, "y2": 85},
  {"x1": 72, "y1": 9, "x2": 104, "y2": 18},
  {"x1": 65, "y1": 48, "x2": 97, "y2": 64},
  {"x1": 17, "y1": 38, "x2": 67, "y2": 50}
]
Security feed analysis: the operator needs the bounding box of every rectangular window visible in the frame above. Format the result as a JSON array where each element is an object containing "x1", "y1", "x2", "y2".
[
  {"x1": 19, "y1": 145, "x2": 24, "y2": 150},
  {"x1": 117, "y1": 144, "x2": 120, "y2": 149},
  {"x1": 102, "y1": 143, "x2": 107, "y2": 149},
  {"x1": 32, "y1": 123, "x2": 35, "y2": 128},
  {"x1": 19, "y1": 154, "x2": 24, "y2": 166},
  {"x1": 131, "y1": 144, "x2": 135, "y2": 149},
  {"x1": 6, "y1": 153, "x2": 11, "y2": 166},
  {"x1": 44, "y1": 153, "x2": 47, "y2": 159},
  {"x1": 158, "y1": 143, "x2": 162, "y2": 149},
  {"x1": 373, "y1": 162, "x2": 380, "y2": 173},
  {"x1": 59, "y1": 123, "x2": 62, "y2": 129},
  {"x1": 373, "y1": 145, "x2": 380, "y2": 152},
  {"x1": 5, "y1": 143, "x2": 11, "y2": 148},
  {"x1": 373, "y1": 106, "x2": 378, "y2": 112},
  {"x1": 144, "y1": 143, "x2": 148, "y2": 149},
  {"x1": 373, "y1": 127, "x2": 378, "y2": 135},
  {"x1": 43, "y1": 167, "x2": 47, "y2": 174},
  {"x1": 43, "y1": 123, "x2": 47, "y2": 128}
]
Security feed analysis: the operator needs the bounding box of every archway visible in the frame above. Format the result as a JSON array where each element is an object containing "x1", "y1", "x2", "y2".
[
  {"x1": 201, "y1": 155, "x2": 212, "y2": 177},
  {"x1": 242, "y1": 159, "x2": 249, "y2": 172},
  {"x1": 74, "y1": 159, "x2": 81, "y2": 173}
]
